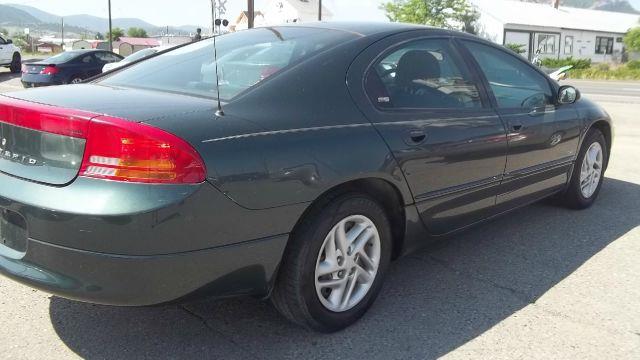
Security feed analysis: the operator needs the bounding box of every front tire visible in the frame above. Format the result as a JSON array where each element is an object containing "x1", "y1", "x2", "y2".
[
  {"x1": 562, "y1": 128, "x2": 608, "y2": 209},
  {"x1": 9, "y1": 53, "x2": 21, "y2": 73},
  {"x1": 271, "y1": 193, "x2": 392, "y2": 332}
]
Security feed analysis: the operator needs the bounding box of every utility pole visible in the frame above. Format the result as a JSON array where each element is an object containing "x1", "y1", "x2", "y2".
[
  {"x1": 108, "y1": 0, "x2": 113, "y2": 52},
  {"x1": 318, "y1": 0, "x2": 322, "y2": 21},
  {"x1": 61, "y1": 17, "x2": 64, "y2": 49},
  {"x1": 248, "y1": 0, "x2": 254, "y2": 29},
  {"x1": 210, "y1": 0, "x2": 216, "y2": 35}
]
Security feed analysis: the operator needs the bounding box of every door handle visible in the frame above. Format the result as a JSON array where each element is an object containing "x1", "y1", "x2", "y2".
[{"x1": 404, "y1": 129, "x2": 428, "y2": 145}]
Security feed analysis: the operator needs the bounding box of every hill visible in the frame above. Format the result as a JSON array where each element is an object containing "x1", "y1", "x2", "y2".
[{"x1": 5, "y1": 4, "x2": 198, "y2": 35}]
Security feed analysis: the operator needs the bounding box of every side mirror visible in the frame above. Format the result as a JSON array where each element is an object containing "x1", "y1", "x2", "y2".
[
  {"x1": 6, "y1": 39, "x2": 12, "y2": 44},
  {"x1": 558, "y1": 85, "x2": 580, "y2": 104}
]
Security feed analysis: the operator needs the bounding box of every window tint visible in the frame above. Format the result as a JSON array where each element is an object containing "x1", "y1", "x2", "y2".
[
  {"x1": 95, "y1": 52, "x2": 121, "y2": 63},
  {"x1": 46, "y1": 51, "x2": 86, "y2": 64},
  {"x1": 595, "y1": 37, "x2": 613, "y2": 55},
  {"x1": 463, "y1": 41, "x2": 552, "y2": 109},
  {"x1": 100, "y1": 27, "x2": 358, "y2": 100},
  {"x1": 365, "y1": 38, "x2": 481, "y2": 110},
  {"x1": 564, "y1": 36, "x2": 574, "y2": 55},
  {"x1": 536, "y1": 34, "x2": 557, "y2": 54},
  {"x1": 80, "y1": 55, "x2": 94, "y2": 64}
]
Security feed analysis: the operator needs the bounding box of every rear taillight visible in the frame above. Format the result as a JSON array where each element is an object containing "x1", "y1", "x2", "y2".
[
  {"x1": 40, "y1": 66, "x2": 59, "y2": 75},
  {"x1": 79, "y1": 116, "x2": 206, "y2": 184},
  {"x1": 0, "y1": 96, "x2": 206, "y2": 184}
]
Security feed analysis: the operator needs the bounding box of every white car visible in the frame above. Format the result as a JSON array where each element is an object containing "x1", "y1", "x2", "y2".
[
  {"x1": 102, "y1": 46, "x2": 175, "y2": 73},
  {"x1": 0, "y1": 34, "x2": 22, "y2": 73}
]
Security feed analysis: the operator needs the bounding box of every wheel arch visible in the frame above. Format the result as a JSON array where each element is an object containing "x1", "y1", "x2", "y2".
[
  {"x1": 290, "y1": 177, "x2": 408, "y2": 260},
  {"x1": 587, "y1": 120, "x2": 612, "y2": 169}
]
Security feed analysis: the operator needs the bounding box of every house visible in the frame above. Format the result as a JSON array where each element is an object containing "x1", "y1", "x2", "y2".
[
  {"x1": 263, "y1": 0, "x2": 333, "y2": 25},
  {"x1": 36, "y1": 42, "x2": 63, "y2": 54},
  {"x1": 153, "y1": 35, "x2": 193, "y2": 46},
  {"x1": 232, "y1": 10, "x2": 267, "y2": 32},
  {"x1": 116, "y1": 37, "x2": 160, "y2": 56},
  {"x1": 71, "y1": 40, "x2": 91, "y2": 50},
  {"x1": 472, "y1": 0, "x2": 639, "y2": 63}
]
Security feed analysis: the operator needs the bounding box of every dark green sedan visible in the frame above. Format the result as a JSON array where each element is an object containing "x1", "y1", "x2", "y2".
[{"x1": 0, "y1": 23, "x2": 612, "y2": 332}]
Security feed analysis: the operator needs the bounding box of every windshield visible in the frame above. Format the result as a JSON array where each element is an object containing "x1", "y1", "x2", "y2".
[
  {"x1": 46, "y1": 51, "x2": 86, "y2": 64},
  {"x1": 99, "y1": 27, "x2": 358, "y2": 100}
]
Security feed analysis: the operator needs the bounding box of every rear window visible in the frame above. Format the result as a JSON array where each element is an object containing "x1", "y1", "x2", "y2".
[
  {"x1": 46, "y1": 51, "x2": 86, "y2": 64},
  {"x1": 99, "y1": 27, "x2": 358, "y2": 100}
]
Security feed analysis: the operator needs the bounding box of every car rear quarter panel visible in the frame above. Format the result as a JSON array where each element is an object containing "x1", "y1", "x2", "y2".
[{"x1": 144, "y1": 36, "x2": 415, "y2": 210}]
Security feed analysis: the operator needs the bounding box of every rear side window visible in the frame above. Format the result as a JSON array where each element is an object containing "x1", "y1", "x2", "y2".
[
  {"x1": 100, "y1": 27, "x2": 358, "y2": 100},
  {"x1": 366, "y1": 38, "x2": 482, "y2": 110},
  {"x1": 462, "y1": 41, "x2": 553, "y2": 109},
  {"x1": 95, "y1": 52, "x2": 121, "y2": 63}
]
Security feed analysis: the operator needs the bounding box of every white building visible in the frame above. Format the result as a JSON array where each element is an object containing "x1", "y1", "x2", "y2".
[
  {"x1": 472, "y1": 0, "x2": 640, "y2": 63},
  {"x1": 262, "y1": 0, "x2": 333, "y2": 25}
]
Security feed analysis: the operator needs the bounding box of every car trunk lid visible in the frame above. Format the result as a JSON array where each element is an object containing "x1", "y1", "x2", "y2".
[{"x1": 0, "y1": 96, "x2": 95, "y2": 186}]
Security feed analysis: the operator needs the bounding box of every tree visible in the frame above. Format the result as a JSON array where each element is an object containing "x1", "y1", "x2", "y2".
[
  {"x1": 0, "y1": 28, "x2": 8, "y2": 36},
  {"x1": 95, "y1": 32, "x2": 105, "y2": 40},
  {"x1": 127, "y1": 27, "x2": 148, "y2": 38},
  {"x1": 624, "y1": 27, "x2": 640, "y2": 52},
  {"x1": 107, "y1": 27, "x2": 125, "y2": 41},
  {"x1": 381, "y1": 0, "x2": 479, "y2": 33},
  {"x1": 505, "y1": 43, "x2": 526, "y2": 55}
]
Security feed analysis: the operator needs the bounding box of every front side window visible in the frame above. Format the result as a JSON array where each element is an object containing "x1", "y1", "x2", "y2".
[
  {"x1": 365, "y1": 38, "x2": 482, "y2": 110},
  {"x1": 100, "y1": 27, "x2": 358, "y2": 100},
  {"x1": 595, "y1": 37, "x2": 614, "y2": 55},
  {"x1": 564, "y1": 36, "x2": 574, "y2": 55},
  {"x1": 0, "y1": 36, "x2": 6, "y2": 45},
  {"x1": 463, "y1": 41, "x2": 553, "y2": 110}
]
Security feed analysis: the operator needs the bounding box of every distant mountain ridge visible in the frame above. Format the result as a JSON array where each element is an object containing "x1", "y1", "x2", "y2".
[
  {"x1": 2, "y1": 4, "x2": 199, "y2": 36},
  {"x1": 523, "y1": 0, "x2": 640, "y2": 13}
]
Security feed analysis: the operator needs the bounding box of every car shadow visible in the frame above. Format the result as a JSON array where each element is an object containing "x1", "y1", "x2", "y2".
[
  {"x1": 0, "y1": 71, "x2": 20, "y2": 82},
  {"x1": 48, "y1": 177, "x2": 640, "y2": 359}
]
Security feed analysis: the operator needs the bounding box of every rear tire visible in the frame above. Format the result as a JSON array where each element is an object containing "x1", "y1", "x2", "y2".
[
  {"x1": 69, "y1": 76, "x2": 84, "y2": 84},
  {"x1": 9, "y1": 53, "x2": 21, "y2": 73},
  {"x1": 271, "y1": 193, "x2": 392, "y2": 332},
  {"x1": 561, "y1": 129, "x2": 607, "y2": 209}
]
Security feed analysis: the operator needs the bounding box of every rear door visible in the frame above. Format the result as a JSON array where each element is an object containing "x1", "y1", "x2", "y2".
[
  {"x1": 459, "y1": 40, "x2": 581, "y2": 209},
  {"x1": 348, "y1": 33, "x2": 508, "y2": 235}
]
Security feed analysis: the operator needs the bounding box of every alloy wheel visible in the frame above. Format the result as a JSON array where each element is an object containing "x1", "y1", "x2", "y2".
[
  {"x1": 579, "y1": 142, "x2": 603, "y2": 199},
  {"x1": 314, "y1": 215, "x2": 381, "y2": 313}
]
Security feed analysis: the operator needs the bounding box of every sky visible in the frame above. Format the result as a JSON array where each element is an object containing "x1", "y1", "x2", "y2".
[{"x1": 0, "y1": 0, "x2": 389, "y2": 27}]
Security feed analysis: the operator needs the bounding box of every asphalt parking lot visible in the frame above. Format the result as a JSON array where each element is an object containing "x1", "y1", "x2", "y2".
[{"x1": 0, "y1": 68, "x2": 639, "y2": 359}]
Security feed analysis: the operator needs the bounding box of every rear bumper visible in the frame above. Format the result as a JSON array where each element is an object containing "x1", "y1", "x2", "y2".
[
  {"x1": 0, "y1": 172, "x2": 308, "y2": 305},
  {"x1": 0, "y1": 234, "x2": 288, "y2": 306},
  {"x1": 21, "y1": 74, "x2": 62, "y2": 87}
]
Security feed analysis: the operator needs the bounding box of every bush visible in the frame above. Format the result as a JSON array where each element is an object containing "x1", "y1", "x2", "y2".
[
  {"x1": 541, "y1": 57, "x2": 592, "y2": 69},
  {"x1": 569, "y1": 67, "x2": 640, "y2": 80},
  {"x1": 595, "y1": 63, "x2": 610, "y2": 71},
  {"x1": 505, "y1": 43, "x2": 526, "y2": 54},
  {"x1": 626, "y1": 60, "x2": 640, "y2": 70}
]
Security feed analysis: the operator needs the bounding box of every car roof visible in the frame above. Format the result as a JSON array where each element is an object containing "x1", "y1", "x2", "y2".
[{"x1": 275, "y1": 21, "x2": 440, "y2": 37}]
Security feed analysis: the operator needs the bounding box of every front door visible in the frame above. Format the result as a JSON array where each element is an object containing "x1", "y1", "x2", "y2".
[
  {"x1": 348, "y1": 34, "x2": 508, "y2": 235},
  {"x1": 0, "y1": 36, "x2": 9, "y2": 64},
  {"x1": 460, "y1": 40, "x2": 581, "y2": 209}
]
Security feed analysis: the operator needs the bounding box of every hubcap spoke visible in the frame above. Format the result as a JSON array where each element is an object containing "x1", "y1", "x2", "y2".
[
  {"x1": 579, "y1": 142, "x2": 604, "y2": 199},
  {"x1": 315, "y1": 215, "x2": 381, "y2": 313}
]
